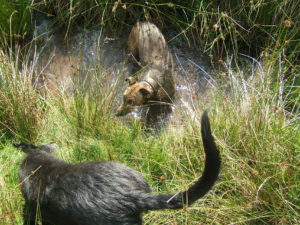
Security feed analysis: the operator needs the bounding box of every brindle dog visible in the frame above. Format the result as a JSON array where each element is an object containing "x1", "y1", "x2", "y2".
[
  {"x1": 14, "y1": 111, "x2": 220, "y2": 225},
  {"x1": 116, "y1": 22, "x2": 175, "y2": 129}
]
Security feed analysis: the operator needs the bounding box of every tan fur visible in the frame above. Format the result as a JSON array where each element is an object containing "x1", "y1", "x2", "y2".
[
  {"x1": 116, "y1": 22, "x2": 175, "y2": 128},
  {"x1": 128, "y1": 22, "x2": 167, "y2": 67}
]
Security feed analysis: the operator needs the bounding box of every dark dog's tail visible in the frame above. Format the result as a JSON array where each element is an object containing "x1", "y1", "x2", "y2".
[{"x1": 138, "y1": 110, "x2": 221, "y2": 210}]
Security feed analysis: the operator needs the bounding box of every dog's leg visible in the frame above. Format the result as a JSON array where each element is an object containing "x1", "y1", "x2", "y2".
[
  {"x1": 145, "y1": 104, "x2": 172, "y2": 132},
  {"x1": 22, "y1": 205, "x2": 37, "y2": 225}
]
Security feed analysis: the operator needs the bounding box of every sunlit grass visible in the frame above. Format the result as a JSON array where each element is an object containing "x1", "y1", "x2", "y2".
[{"x1": 0, "y1": 50, "x2": 46, "y2": 142}]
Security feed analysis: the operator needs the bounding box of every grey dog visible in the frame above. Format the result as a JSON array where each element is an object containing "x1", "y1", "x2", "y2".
[{"x1": 13, "y1": 111, "x2": 221, "y2": 225}]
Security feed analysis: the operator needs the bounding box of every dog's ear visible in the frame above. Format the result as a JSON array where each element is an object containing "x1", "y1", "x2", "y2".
[
  {"x1": 12, "y1": 142, "x2": 37, "y2": 153},
  {"x1": 139, "y1": 88, "x2": 150, "y2": 96},
  {"x1": 139, "y1": 87, "x2": 152, "y2": 98},
  {"x1": 125, "y1": 76, "x2": 137, "y2": 85}
]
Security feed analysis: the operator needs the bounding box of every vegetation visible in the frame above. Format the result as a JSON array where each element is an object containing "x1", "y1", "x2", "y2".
[{"x1": 0, "y1": 0, "x2": 299, "y2": 224}]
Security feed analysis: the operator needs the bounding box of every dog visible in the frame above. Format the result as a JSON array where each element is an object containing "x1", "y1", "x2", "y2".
[
  {"x1": 116, "y1": 22, "x2": 175, "y2": 129},
  {"x1": 14, "y1": 111, "x2": 220, "y2": 225}
]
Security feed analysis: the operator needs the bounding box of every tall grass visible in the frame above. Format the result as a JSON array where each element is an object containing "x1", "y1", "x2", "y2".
[
  {"x1": 1, "y1": 1, "x2": 299, "y2": 64},
  {"x1": 29, "y1": 1, "x2": 300, "y2": 62},
  {"x1": 0, "y1": 47, "x2": 299, "y2": 224},
  {"x1": 0, "y1": 0, "x2": 33, "y2": 47},
  {"x1": 0, "y1": 50, "x2": 46, "y2": 143},
  {"x1": 57, "y1": 66, "x2": 121, "y2": 139},
  {"x1": 206, "y1": 60, "x2": 300, "y2": 224}
]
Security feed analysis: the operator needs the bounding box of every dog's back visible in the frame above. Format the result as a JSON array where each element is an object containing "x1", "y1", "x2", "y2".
[
  {"x1": 128, "y1": 22, "x2": 168, "y2": 67},
  {"x1": 17, "y1": 146, "x2": 151, "y2": 225},
  {"x1": 127, "y1": 22, "x2": 175, "y2": 98}
]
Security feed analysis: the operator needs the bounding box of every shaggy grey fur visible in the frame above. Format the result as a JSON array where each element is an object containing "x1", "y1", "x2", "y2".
[{"x1": 13, "y1": 111, "x2": 221, "y2": 225}]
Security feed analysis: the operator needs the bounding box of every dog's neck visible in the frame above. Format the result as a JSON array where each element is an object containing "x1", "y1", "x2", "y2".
[{"x1": 141, "y1": 77, "x2": 158, "y2": 95}]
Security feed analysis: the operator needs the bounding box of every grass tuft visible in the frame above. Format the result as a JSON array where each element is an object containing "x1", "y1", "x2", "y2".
[{"x1": 0, "y1": 50, "x2": 46, "y2": 142}]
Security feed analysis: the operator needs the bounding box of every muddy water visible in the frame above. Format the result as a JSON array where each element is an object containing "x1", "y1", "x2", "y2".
[{"x1": 32, "y1": 18, "x2": 214, "y2": 126}]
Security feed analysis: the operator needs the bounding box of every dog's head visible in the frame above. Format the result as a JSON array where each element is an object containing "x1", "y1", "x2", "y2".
[
  {"x1": 116, "y1": 77, "x2": 154, "y2": 116},
  {"x1": 13, "y1": 142, "x2": 58, "y2": 154}
]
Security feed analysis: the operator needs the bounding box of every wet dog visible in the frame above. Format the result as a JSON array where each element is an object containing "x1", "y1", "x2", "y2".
[
  {"x1": 14, "y1": 111, "x2": 220, "y2": 225},
  {"x1": 116, "y1": 22, "x2": 175, "y2": 129}
]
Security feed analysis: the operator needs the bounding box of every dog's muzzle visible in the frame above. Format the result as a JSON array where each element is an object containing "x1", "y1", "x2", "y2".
[{"x1": 116, "y1": 105, "x2": 132, "y2": 117}]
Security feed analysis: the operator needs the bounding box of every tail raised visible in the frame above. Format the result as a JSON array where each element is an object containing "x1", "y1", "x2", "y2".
[{"x1": 140, "y1": 110, "x2": 221, "y2": 210}]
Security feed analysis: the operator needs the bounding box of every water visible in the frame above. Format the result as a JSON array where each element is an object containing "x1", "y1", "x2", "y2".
[{"x1": 32, "y1": 15, "x2": 214, "y2": 125}]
